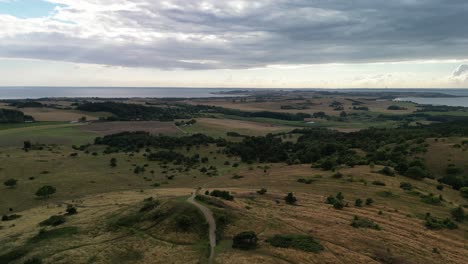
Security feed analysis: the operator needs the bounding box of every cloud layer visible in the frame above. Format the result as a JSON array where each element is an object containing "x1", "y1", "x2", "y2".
[{"x1": 1, "y1": 0, "x2": 468, "y2": 69}]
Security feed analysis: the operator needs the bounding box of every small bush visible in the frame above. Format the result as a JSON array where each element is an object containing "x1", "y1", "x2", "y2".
[
  {"x1": 297, "y1": 178, "x2": 314, "y2": 184},
  {"x1": 257, "y1": 188, "x2": 267, "y2": 195},
  {"x1": 210, "y1": 190, "x2": 234, "y2": 201},
  {"x1": 355, "y1": 199, "x2": 363, "y2": 207},
  {"x1": 326, "y1": 195, "x2": 336, "y2": 205},
  {"x1": 451, "y1": 206, "x2": 465, "y2": 222},
  {"x1": 365, "y1": 198, "x2": 374, "y2": 206},
  {"x1": 372, "y1": 181, "x2": 386, "y2": 186},
  {"x1": 139, "y1": 199, "x2": 160, "y2": 212},
  {"x1": 421, "y1": 194, "x2": 442, "y2": 205},
  {"x1": 1, "y1": 214, "x2": 21, "y2": 221},
  {"x1": 460, "y1": 187, "x2": 468, "y2": 198},
  {"x1": 379, "y1": 167, "x2": 395, "y2": 176},
  {"x1": 267, "y1": 234, "x2": 324, "y2": 253},
  {"x1": 399, "y1": 182, "x2": 413, "y2": 191},
  {"x1": 351, "y1": 216, "x2": 381, "y2": 230},
  {"x1": 425, "y1": 214, "x2": 457, "y2": 230},
  {"x1": 39, "y1": 215, "x2": 66, "y2": 227},
  {"x1": 65, "y1": 205, "x2": 77, "y2": 215},
  {"x1": 232, "y1": 231, "x2": 258, "y2": 250},
  {"x1": 30, "y1": 227, "x2": 79, "y2": 242},
  {"x1": 333, "y1": 200, "x2": 344, "y2": 209},
  {"x1": 332, "y1": 172, "x2": 343, "y2": 179},
  {"x1": 285, "y1": 193, "x2": 297, "y2": 205}
]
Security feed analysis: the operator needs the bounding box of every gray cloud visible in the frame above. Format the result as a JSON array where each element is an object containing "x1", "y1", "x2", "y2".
[
  {"x1": 453, "y1": 64, "x2": 468, "y2": 77},
  {"x1": 1, "y1": 0, "x2": 468, "y2": 69}
]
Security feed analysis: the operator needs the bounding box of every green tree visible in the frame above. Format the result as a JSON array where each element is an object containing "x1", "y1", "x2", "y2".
[
  {"x1": 4, "y1": 178, "x2": 17, "y2": 188},
  {"x1": 35, "y1": 185, "x2": 56, "y2": 199},
  {"x1": 365, "y1": 198, "x2": 374, "y2": 206},
  {"x1": 285, "y1": 192, "x2": 297, "y2": 205}
]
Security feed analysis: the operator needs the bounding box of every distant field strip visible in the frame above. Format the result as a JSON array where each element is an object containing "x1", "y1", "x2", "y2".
[{"x1": 0, "y1": 123, "x2": 96, "y2": 146}]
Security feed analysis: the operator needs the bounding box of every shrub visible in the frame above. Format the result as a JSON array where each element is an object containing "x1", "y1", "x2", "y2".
[
  {"x1": 336, "y1": 192, "x2": 344, "y2": 201},
  {"x1": 365, "y1": 198, "x2": 374, "y2": 206},
  {"x1": 297, "y1": 178, "x2": 314, "y2": 184},
  {"x1": 232, "y1": 231, "x2": 258, "y2": 250},
  {"x1": 399, "y1": 182, "x2": 413, "y2": 191},
  {"x1": 257, "y1": 188, "x2": 267, "y2": 195},
  {"x1": 139, "y1": 199, "x2": 160, "y2": 212},
  {"x1": 333, "y1": 200, "x2": 344, "y2": 209},
  {"x1": 355, "y1": 199, "x2": 363, "y2": 207},
  {"x1": 451, "y1": 206, "x2": 465, "y2": 222},
  {"x1": 210, "y1": 190, "x2": 234, "y2": 201},
  {"x1": 285, "y1": 193, "x2": 297, "y2": 205},
  {"x1": 4, "y1": 178, "x2": 17, "y2": 188},
  {"x1": 425, "y1": 214, "x2": 457, "y2": 230},
  {"x1": 65, "y1": 205, "x2": 77, "y2": 215},
  {"x1": 379, "y1": 167, "x2": 395, "y2": 176},
  {"x1": 35, "y1": 185, "x2": 56, "y2": 198},
  {"x1": 351, "y1": 216, "x2": 381, "y2": 230},
  {"x1": 372, "y1": 181, "x2": 386, "y2": 186},
  {"x1": 436, "y1": 184, "x2": 444, "y2": 191},
  {"x1": 1, "y1": 214, "x2": 21, "y2": 221},
  {"x1": 39, "y1": 215, "x2": 66, "y2": 226},
  {"x1": 326, "y1": 195, "x2": 336, "y2": 205},
  {"x1": 460, "y1": 187, "x2": 468, "y2": 198},
  {"x1": 405, "y1": 166, "x2": 427, "y2": 180},
  {"x1": 332, "y1": 172, "x2": 343, "y2": 179},
  {"x1": 421, "y1": 194, "x2": 442, "y2": 205},
  {"x1": 110, "y1": 158, "x2": 117, "y2": 167},
  {"x1": 175, "y1": 215, "x2": 193, "y2": 232},
  {"x1": 267, "y1": 234, "x2": 323, "y2": 253}
]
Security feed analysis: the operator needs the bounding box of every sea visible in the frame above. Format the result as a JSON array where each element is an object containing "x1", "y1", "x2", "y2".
[{"x1": 0, "y1": 87, "x2": 467, "y2": 107}]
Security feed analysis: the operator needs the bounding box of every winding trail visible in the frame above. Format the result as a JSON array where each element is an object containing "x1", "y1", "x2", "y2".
[{"x1": 187, "y1": 191, "x2": 217, "y2": 264}]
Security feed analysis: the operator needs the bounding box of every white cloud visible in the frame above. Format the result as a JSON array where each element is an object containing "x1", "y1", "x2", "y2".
[{"x1": 453, "y1": 64, "x2": 468, "y2": 77}]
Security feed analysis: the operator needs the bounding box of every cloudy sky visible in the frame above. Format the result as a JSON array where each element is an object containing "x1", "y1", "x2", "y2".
[{"x1": 1, "y1": 0, "x2": 468, "y2": 88}]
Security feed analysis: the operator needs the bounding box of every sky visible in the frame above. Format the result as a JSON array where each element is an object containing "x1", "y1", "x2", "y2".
[{"x1": 1, "y1": 0, "x2": 468, "y2": 88}]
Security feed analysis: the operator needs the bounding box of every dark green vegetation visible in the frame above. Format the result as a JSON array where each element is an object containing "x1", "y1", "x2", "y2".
[
  {"x1": 266, "y1": 234, "x2": 324, "y2": 253},
  {"x1": 424, "y1": 213, "x2": 458, "y2": 230},
  {"x1": 0, "y1": 109, "x2": 34, "y2": 123},
  {"x1": 351, "y1": 216, "x2": 381, "y2": 230},
  {"x1": 77, "y1": 101, "x2": 311, "y2": 122},
  {"x1": 232, "y1": 231, "x2": 258, "y2": 250},
  {"x1": 224, "y1": 121, "x2": 468, "y2": 191}
]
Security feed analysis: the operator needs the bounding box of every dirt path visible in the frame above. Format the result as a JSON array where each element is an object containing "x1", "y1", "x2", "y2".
[{"x1": 187, "y1": 191, "x2": 216, "y2": 264}]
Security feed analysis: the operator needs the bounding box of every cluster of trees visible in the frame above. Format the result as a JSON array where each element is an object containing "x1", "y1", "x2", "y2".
[
  {"x1": 95, "y1": 131, "x2": 224, "y2": 153},
  {"x1": 77, "y1": 101, "x2": 196, "y2": 121},
  {"x1": 208, "y1": 190, "x2": 234, "y2": 201},
  {"x1": 8, "y1": 101, "x2": 44, "y2": 108},
  {"x1": 174, "y1": 119, "x2": 196, "y2": 126},
  {"x1": 0, "y1": 109, "x2": 34, "y2": 123},
  {"x1": 225, "y1": 121, "x2": 468, "y2": 187},
  {"x1": 387, "y1": 105, "x2": 407, "y2": 110},
  {"x1": 77, "y1": 101, "x2": 312, "y2": 122}
]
